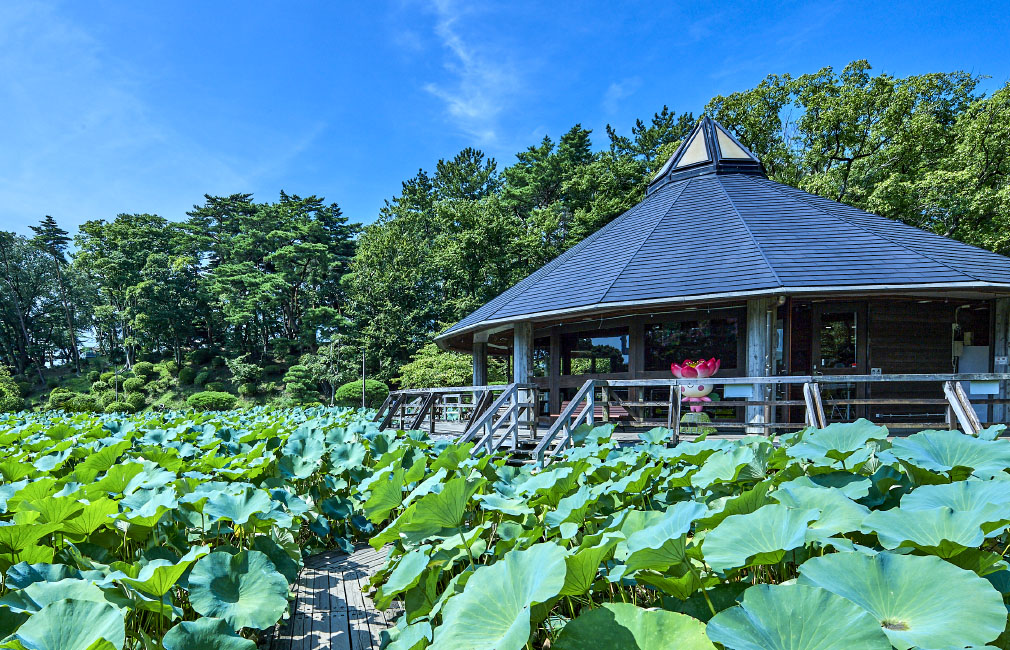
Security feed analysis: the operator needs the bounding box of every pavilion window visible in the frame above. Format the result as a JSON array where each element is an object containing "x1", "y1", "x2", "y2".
[
  {"x1": 532, "y1": 337, "x2": 550, "y2": 378},
  {"x1": 561, "y1": 328, "x2": 630, "y2": 375},
  {"x1": 644, "y1": 316, "x2": 740, "y2": 371}
]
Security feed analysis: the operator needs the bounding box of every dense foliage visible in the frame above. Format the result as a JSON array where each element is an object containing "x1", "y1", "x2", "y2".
[
  {"x1": 3, "y1": 60, "x2": 1010, "y2": 394},
  {"x1": 365, "y1": 420, "x2": 1010, "y2": 650}
]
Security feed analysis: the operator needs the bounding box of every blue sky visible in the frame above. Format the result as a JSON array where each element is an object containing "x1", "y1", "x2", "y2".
[{"x1": 1, "y1": 0, "x2": 1008, "y2": 235}]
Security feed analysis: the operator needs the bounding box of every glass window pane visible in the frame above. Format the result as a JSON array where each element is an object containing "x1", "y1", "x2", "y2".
[
  {"x1": 644, "y1": 318, "x2": 739, "y2": 371},
  {"x1": 562, "y1": 329, "x2": 629, "y2": 375},
  {"x1": 532, "y1": 338, "x2": 550, "y2": 378},
  {"x1": 675, "y1": 131, "x2": 710, "y2": 167},
  {"x1": 819, "y1": 312, "x2": 857, "y2": 369}
]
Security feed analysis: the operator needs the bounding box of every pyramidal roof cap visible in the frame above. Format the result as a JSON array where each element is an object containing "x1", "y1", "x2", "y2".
[{"x1": 648, "y1": 116, "x2": 765, "y2": 192}]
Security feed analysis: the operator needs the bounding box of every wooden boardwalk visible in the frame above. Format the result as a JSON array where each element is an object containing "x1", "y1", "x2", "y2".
[{"x1": 268, "y1": 545, "x2": 402, "y2": 650}]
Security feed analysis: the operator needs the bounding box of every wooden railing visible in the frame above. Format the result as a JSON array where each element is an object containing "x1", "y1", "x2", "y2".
[
  {"x1": 532, "y1": 379, "x2": 595, "y2": 467},
  {"x1": 463, "y1": 384, "x2": 538, "y2": 456}
]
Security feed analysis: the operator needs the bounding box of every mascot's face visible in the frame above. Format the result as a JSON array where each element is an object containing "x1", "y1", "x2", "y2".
[{"x1": 680, "y1": 383, "x2": 712, "y2": 399}]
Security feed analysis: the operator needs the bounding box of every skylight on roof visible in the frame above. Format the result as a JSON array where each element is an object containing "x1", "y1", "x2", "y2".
[
  {"x1": 675, "y1": 130, "x2": 710, "y2": 167},
  {"x1": 715, "y1": 124, "x2": 756, "y2": 160}
]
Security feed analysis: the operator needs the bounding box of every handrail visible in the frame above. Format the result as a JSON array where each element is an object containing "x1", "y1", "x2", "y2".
[
  {"x1": 460, "y1": 384, "x2": 518, "y2": 445},
  {"x1": 534, "y1": 378, "x2": 595, "y2": 467}
]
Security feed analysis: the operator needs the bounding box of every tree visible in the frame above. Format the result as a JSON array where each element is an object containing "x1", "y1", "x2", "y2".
[
  {"x1": 397, "y1": 343, "x2": 506, "y2": 389},
  {"x1": 30, "y1": 216, "x2": 81, "y2": 373}
]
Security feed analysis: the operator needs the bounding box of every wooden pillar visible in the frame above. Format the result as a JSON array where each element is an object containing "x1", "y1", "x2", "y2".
[
  {"x1": 994, "y1": 298, "x2": 1010, "y2": 423},
  {"x1": 472, "y1": 335, "x2": 488, "y2": 387},
  {"x1": 549, "y1": 329, "x2": 561, "y2": 414},
  {"x1": 746, "y1": 297, "x2": 777, "y2": 432},
  {"x1": 629, "y1": 321, "x2": 645, "y2": 422},
  {"x1": 513, "y1": 322, "x2": 533, "y2": 384}
]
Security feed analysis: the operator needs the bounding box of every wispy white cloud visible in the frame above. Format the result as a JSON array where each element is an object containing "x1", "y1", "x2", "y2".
[
  {"x1": 0, "y1": 1, "x2": 324, "y2": 232},
  {"x1": 420, "y1": 0, "x2": 521, "y2": 145},
  {"x1": 602, "y1": 77, "x2": 642, "y2": 114}
]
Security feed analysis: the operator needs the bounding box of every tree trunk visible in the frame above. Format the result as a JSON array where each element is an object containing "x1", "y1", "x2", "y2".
[{"x1": 52, "y1": 260, "x2": 79, "y2": 374}]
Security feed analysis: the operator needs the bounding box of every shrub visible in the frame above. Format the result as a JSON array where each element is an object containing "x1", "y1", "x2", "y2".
[
  {"x1": 334, "y1": 380, "x2": 389, "y2": 409},
  {"x1": 91, "y1": 380, "x2": 110, "y2": 393},
  {"x1": 100, "y1": 371, "x2": 114, "y2": 383},
  {"x1": 98, "y1": 390, "x2": 118, "y2": 409},
  {"x1": 283, "y1": 365, "x2": 319, "y2": 403},
  {"x1": 237, "y1": 383, "x2": 258, "y2": 397},
  {"x1": 225, "y1": 354, "x2": 262, "y2": 384},
  {"x1": 104, "y1": 401, "x2": 133, "y2": 414},
  {"x1": 263, "y1": 364, "x2": 283, "y2": 375},
  {"x1": 14, "y1": 381, "x2": 31, "y2": 397},
  {"x1": 126, "y1": 392, "x2": 146, "y2": 411},
  {"x1": 205, "y1": 381, "x2": 228, "y2": 392},
  {"x1": 63, "y1": 394, "x2": 100, "y2": 413},
  {"x1": 194, "y1": 371, "x2": 211, "y2": 387},
  {"x1": 45, "y1": 376, "x2": 59, "y2": 389},
  {"x1": 0, "y1": 367, "x2": 22, "y2": 413},
  {"x1": 122, "y1": 377, "x2": 146, "y2": 394},
  {"x1": 186, "y1": 391, "x2": 237, "y2": 411},
  {"x1": 87, "y1": 371, "x2": 100, "y2": 383},
  {"x1": 163, "y1": 360, "x2": 180, "y2": 376},
  {"x1": 178, "y1": 367, "x2": 196, "y2": 385},
  {"x1": 46, "y1": 387, "x2": 75, "y2": 410},
  {"x1": 132, "y1": 361, "x2": 156, "y2": 380},
  {"x1": 210, "y1": 356, "x2": 226, "y2": 368},
  {"x1": 186, "y1": 348, "x2": 214, "y2": 365}
]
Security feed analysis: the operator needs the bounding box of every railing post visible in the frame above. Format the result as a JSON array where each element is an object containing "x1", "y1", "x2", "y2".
[
  {"x1": 585, "y1": 385, "x2": 595, "y2": 427},
  {"x1": 602, "y1": 385, "x2": 610, "y2": 423}
]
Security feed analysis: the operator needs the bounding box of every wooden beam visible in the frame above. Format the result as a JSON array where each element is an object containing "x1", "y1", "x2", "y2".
[
  {"x1": 746, "y1": 297, "x2": 776, "y2": 432},
  {"x1": 549, "y1": 329, "x2": 561, "y2": 415},
  {"x1": 472, "y1": 341, "x2": 488, "y2": 387},
  {"x1": 513, "y1": 322, "x2": 533, "y2": 384}
]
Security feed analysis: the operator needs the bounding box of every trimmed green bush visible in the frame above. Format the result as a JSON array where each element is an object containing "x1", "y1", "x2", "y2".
[
  {"x1": 123, "y1": 377, "x2": 146, "y2": 394},
  {"x1": 163, "y1": 360, "x2": 180, "y2": 376},
  {"x1": 210, "y1": 356, "x2": 226, "y2": 368},
  {"x1": 132, "y1": 362, "x2": 156, "y2": 380},
  {"x1": 46, "y1": 387, "x2": 75, "y2": 410},
  {"x1": 178, "y1": 367, "x2": 196, "y2": 385},
  {"x1": 205, "y1": 381, "x2": 228, "y2": 392},
  {"x1": 194, "y1": 371, "x2": 211, "y2": 387},
  {"x1": 64, "y1": 394, "x2": 100, "y2": 413},
  {"x1": 186, "y1": 391, "x2": 237, "y2": 411},
  {"x1": 91, "y1": 380, "x2": 110, "y2": 393},
  {"x1": 237, "y1": 383, "x2": 257, "y2": 397},
  {"x1": 100, "y1": 371, "x2": 114, "y2": 383},
  {"x1": 104, "y1": 401, "x2": 133, "y2": 414},
  {"x1": 87, "y1": 371, "x2": 100, "y2": 383},
  {"x1": 98, "y1": 390, "x2": 118, "y2": 409},
  {"x1": 334, "y1": 380, "x2": 389, "y2": 409},
  {"x1": 126, "y1": 392, "x2": 146, "y2": 411},
  {"x1": 0, "y1": 367, "x2": 22, "y2": 413},
  {"x1": 263, "y1": 364, "x2": 283, "y2": 375}
]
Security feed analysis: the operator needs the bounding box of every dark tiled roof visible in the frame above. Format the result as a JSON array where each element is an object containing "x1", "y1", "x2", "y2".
[{"x1": 438, "y1": 119, "x2": 1010, "y2": 340}]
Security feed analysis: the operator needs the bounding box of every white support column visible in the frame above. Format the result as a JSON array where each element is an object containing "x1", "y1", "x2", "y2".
[
  {"x1": 513, "y1": 322, "x2": 533, "y2": 384},
  {"x1": 994, "y1": 298, "x2": 1010, "y2": 424},
  {"x1": 746, "y1": 297, "x2": 777, "y2": 433},
  {"x1": 472, "y1": 332, "x2": 488, "y2": 387}
]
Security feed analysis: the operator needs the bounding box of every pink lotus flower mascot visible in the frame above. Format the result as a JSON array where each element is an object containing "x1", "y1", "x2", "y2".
[{"x1": 671, "y1": 358, "x2": 721, "y2": 412}]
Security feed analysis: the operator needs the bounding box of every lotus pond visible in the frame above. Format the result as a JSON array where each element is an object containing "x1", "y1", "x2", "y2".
[{"x1": 0, "y1": 408, "x2": 1009, "y2": 650}]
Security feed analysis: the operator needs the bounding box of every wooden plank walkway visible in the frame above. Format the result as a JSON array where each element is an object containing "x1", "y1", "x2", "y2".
[{"x1": 268, "y1": 544, "x2": 402, "y2": 650}]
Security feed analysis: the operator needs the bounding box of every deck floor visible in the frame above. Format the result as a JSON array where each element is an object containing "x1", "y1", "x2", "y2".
[{"x1": 269, "y1": 545, "x2": 401, "y2": 650}]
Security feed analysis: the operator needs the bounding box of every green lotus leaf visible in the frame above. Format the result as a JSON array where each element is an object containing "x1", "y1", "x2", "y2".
[
  {"x1": 890, "y1": 429, "x2": 1010, "y2": 475},
  {"x1": 622, "y1": 501, "x2": 707, "y2": 575},
  {"x1": 0, "y1": 520, "x2": 60, "y2": 554},
  {"x1": 690, "y1": 446, "x2": 756, "y2": 490},
  {"x1": 383, "y1": 620, "x2": 432, "y2": 650},
  {"x1": 431, "y1": 543, "x2": 567, "y2": 650},
  {"x1": 15, "y1": 599, "x2": 126, "y2": 650},
  {"x1": 117, "y1": 545, "x2": 210, "y2": 597},
  {"x1": 798, "y1": 551, "x2": 1006, "y2": 649},
  {"x1": 900, "y1": 479, "x2": 1010, "y2": 512},
  {"x1": 706, "y1": 583, "x2": 891, "y2": 650},
  {"x1": 861, "y1": 506, "x2": 992, "y2": 557},
  {"x1": 399, "y1": 477, "x2": 485, "y2": 539},
  {"x1": 474, "y1": 493, "x2": 534, "y2": 517},
  {"x1": 376, "y1": 548, "x2": 430, "y2": 609},
  {"x1": 544, "y1": 485, "x2": 592, "y2": 528},
  {"x1": 61, "y1": 498, "x2": 119, "y2": 538},
  {"x1": 329, "y1": 442, "x2": 367, "y2": 473},
  {"x1": 187, "y1": 551, "x2": 289, "y2": 630},
  {"x1": 251, "y1": 535, "x2": 300, "y2": 585},
  {"x1": 364, "y1": 467, "x2": 406, "y2": 524},
  {"x1": 638, "y1": 428, "x2": 673, "y2": 445},
  {"x1": 786, "y1": 419, "x2": 888, "y2": 465},
  {"x1": 203, "y1": 487, "x2": 273, "y2": 526},
  {"x1": 6, "y1": 563, "x2": 80, "y2": 589},
  {"x1": 778, "y1": 472, "x2": 872, "y2": 500},
  {"x1": 554, "y1": 602, "x2": 715, "y2": 649},
  {"x1": 561, "y1": 532, "x2": 621, "y2": 596},
  {"x1": 695, "y1": 481, "x2": 773, "y2": 530},
  {"x1": 772, "y1": 484, "x2": 869, "y2": 542},
  {"x1": 163, "y1": 617, "x2": 256, "y2": 650},
  {"x1": 703, "y1": 505, "x2": 819, "y2": 572},
  {"x1": 662, "y1": 582, "x2": 748, "y2": 622},
  {"x1": 10, "y1": 578, "x2": 111, "y2": 613}
]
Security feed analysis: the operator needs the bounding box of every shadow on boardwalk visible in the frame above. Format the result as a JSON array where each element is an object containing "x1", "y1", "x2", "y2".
[{"x1": 268, "y1": 545, "x2": 402, "y2": 650}]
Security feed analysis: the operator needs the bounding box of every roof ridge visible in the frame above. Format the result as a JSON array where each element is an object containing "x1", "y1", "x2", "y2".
[
  {"x1": 712, "y1": 176, "x2": 784, "y2": 287},
  {"x1": 747, "y1": 175, "x2": 976, "y2": 281},
  {"x1": 598, "y1": 178, "x2": 692, "y2": 302}
]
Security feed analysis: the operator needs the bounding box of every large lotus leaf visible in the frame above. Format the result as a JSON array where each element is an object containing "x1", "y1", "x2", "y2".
[
  {"x1": 251, "y1": 535, "x2": 300, "y2": 585},
  {"x1": 772, "y1": 484, "x2": 869, "y2": 543},
  {"x1": 0, "y1": 520, "x2": 60, "y2": 554},
  {"x1": 703, "y1": 505, "x2": 819, "y2": 572},
  {"x1": 706, "y1": 583, "x2": 890, "y2": 650},
  {"x1": 117, "y1": 545, "x2": 210, "y2": 597},
  {"x1": 690, "y1": 447, "x2": 756, "y2": 490},
  {"x1": 163, "y1": 617, "x2": 256, "y2": 650},
  {"x1": 554, "y1": 603, "x2": 714, "y2": 649},
  {"x1": 431, "y1": 543, "x2": 567, "y2": 650},
  {"x1": 544, "y1": 485, "x2": 593, "y2": 528},
  {"x1": 364, "y1": 467, "x2": 406, "y2": 524},
  {"x1": 561, "y1": 532, "x2": 621, "y2": 596},
  {"x1": 204, "y1": 487, "x2": 273, "y2": 526},
  {"x1": 670, "y1": 438, "x2": 736, "y2": 465},
  {"x1": 786, "y1": 419, "x2": 888, "y2": 465},
  {"x1": 474, "y1": 493, "x2": 534, "y2": 517},
  {"x1": 6, "y1": 563, "x2": 81, "y2": 590},
  {"x1": 622, "y1": 501, "x2": 707, "y2": 575},
  {"x1": 376, "y1": 549, "x2": 430, "y2": 609},
  {"x1": 329, "y1": 442, "x2": 367, "y2": 473},
  {"x1": 15, "y1": 598, "x2": 126, "y2": 650},
  {"x1": 778, "y1": 472, "x2": 872, "y2": 500},
  {"x1": 900, "y1": 479, "x2": 1010, "y2": 512},
  {"x1": 399, "y1": 477, "x2": 485, "y2": 539},
  {"x1": 890, "y1": 429, "x2": 1010, "y2": 475},
  {"x1": 61, "y1": 497, "x2": 119, "y2": 538},
  {"x1": 861, "y1": 506, "x2": 992, "y2": 557},
  {"x1": 798, "y1": 551, "x2": 1005, "y2": 649},
  {"x1": 187, "y1": 551, "x2": 289, "y2": 630},
  {"x1": 402, "y1": 468, "x2": 448, "y2": 509}
]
